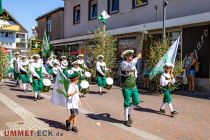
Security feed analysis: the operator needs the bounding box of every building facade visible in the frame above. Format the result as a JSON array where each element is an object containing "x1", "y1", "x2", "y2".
[
  {"x1": 0, "y1": 10, "x2": 28, "y2": 54},
  {"x1": 36, "y1": 7, "x2": 64, "y2": 42},
  {"x1": 47, "y1": 0, "x2": 210, "y2": 93}
]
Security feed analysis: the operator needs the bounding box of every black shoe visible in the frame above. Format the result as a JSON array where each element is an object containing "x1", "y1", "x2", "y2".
[
  {"x1": 160, "y1": 109, "x2": 166, "y2": 114},
  {"x1": 71, "y1": 126, "x2": 78, "y2": 133},
  {"x1": 66, "y1": 120, "x2": 71, "y2": 131},
  {"x1": 124, "y1": 121, "x2": 131, "y2": 127},
  {"x1": 171, "y1": 111, "x2": 179, "y2": 116},
  {"x1": 37, "y1": 95, "x2": 41, "y2": 100},
  {"x1": 34, "y1": 98, "x2": 37, "y2": 101},
  {"x1": 128, "y1": 115, "x2": 133, "y2": 123}
]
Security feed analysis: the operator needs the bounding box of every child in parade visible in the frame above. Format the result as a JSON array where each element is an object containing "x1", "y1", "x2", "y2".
[
  {"x1": 66, "y1": 72, "x2": 81, "y2": 133},
  {"x1": 160, "y1": 62, "x2": 178, "y2": 116},
  {"x1": 30, "y1": 55, "x2": 49, "y2": 101},
  {"x1": 96, "y1": 55, "x2": 110, "y2": 94},
  {"x1": 19, "y1": 56, "x2": 30, "y2": 93},
  {"x1": 119, "y1": 50, "x2": 142, "y2": 127},
  {"x1": 10, "y1": 52, "x2": 21, "y2": 87}
]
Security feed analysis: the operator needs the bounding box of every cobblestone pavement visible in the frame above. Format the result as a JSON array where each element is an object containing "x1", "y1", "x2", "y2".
[{"x1": 0, "y1": 79, "x2": 210, "y2": 140}]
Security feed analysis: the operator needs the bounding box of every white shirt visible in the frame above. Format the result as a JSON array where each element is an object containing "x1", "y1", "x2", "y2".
[
  {"x1": 30, "y1": 62, "x2": 48, "y2": 79},
  {"x1": 19, "y1": 60, "x2": 30, "y2": 73},
  {"x1": 77, "y1": 59, "x2": 87, "y2": 69},
  {"x1": 160, "y1": 73, "x2": 176, "y2": 87},
  {"x1": 120, "y1": 58, "x2": 138, "y2": 78},
  {"x1": 10, "y1": 57, "x2": 20, "y2": 73},
  {"x1": 66, "y1": 83, "x2": 80, "y2": 109},
  {"x1": 61, "y1": 60, "x2": 68, "y2": 69},
  {"x1": 96, "y1": 61, "x2": 109, "y2": 76},
  {"x1": 68, "y1": 67, "x2": 83, "y2": 76}
]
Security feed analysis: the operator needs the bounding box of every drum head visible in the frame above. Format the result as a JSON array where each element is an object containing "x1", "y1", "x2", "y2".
[
  {"x1": 43, "y1": 78, "x2": 51, "y2": 86},
  {"x1": 85, "y1": 72, "x2": 91, "y2": 78},
  {"x1": 106, "y1": 77, "x2": 113, "y2": 85},
  {"x1": 80, "y1": 80, "x2": 89, "y2": 89}
]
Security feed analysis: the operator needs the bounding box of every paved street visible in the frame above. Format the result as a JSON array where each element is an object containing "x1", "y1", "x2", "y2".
[{"x1": 0, "y1": 79, "x2": 210, "y2": 140}]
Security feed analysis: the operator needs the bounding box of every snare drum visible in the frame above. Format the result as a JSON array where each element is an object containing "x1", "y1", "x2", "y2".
[
  {"x1": 42, "y1": 78, "x2": 52, "y2": 92},
  {"x1": 105, "y1": 77, "x2": 113, "y2": 90},
  {"x1": 84, "y1": 71, "x2": 91, "y2": 81},
  {"x1": 80, "y1": 80, "x2": 89, "y2": 95}
]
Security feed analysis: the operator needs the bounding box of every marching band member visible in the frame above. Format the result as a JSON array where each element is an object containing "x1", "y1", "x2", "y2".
[
  {"x1": 160, "y1": 62, "x2": 178, "y2": 116},
  {"x1": 52, "y1": 61, "x2": 61, "y2": 82},
  {"x1": 77, "y1": 54, "x2": 88, "y2": 70},
  {"x1": 61, "y1": 56, "x2": 69, "y2": 76},
  {"x1": 119, "y1": 50, "x2": 141, "y2": 127},
  {"x1": 96, "y1": 55, "x2": 110, "y2": 94},
  {"x1": 10, "y1": 52, "x2": 21, "y2": 87},
  {"x1": 30, "y1": 55, "x2": 48, "y2": 101},
  {"x1": 19, "y1": 56, "x2": 30, "y2": 93},
  {"x1": 68, "y1": 61, "x2": 84, "y2": 91}
]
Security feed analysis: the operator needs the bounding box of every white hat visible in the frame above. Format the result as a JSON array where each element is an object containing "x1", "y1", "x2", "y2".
[
  {"x1": 14, "y1": 52, "x2": 20, "y2": 55},
  {"x1": 121, "y1": 50, "x2": 134, "y2": 58},
  {"x1": 97, "y1": 55, "x2": 104, "y2": 60},
  {"x1": 61, "y1": 56, "x2": 67, "y2": 59},
  {"x1": 77, "y1": 54, "x2": 84, "y2": 58},
  {"x1": 164, "y1": 62, "x2": 174, "y2": 68},
  {"x1": 72, "y1": 61, "x2": 78, "y2": 65}
]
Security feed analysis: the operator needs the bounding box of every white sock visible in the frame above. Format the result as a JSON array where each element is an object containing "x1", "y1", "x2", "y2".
[
  {"x1": 161, "y1": 103, "x2": 166, "y2": 110},
  {"x1": 35, "y1": 92, "x2": 38, "y2": 98},
  {"x1": 99, "y1": 87, "x2": 102, "y2": 93},
  {"x1": 124, "y1": 108, "x2": 129, "y2": 121},
  {"x1": 168, "y1": 103, "x2": 174, "y2": 112},
  {"x1": 128, "y1": 105, "x2": 135, "y2": 115},
  {"x1": 23, "y1": 83, "x2": 26, "y2": 90}
]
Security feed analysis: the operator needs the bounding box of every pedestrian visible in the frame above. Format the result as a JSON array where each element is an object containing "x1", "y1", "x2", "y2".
[
  {"x1": 77, "y1": 54, "x2": 88, "y2": 70},
  {"x1": 96, "y1": 55, "x2": 110, "y2": 94},
  {"x1": 30, "y1": 55, "x2": 49, "y2": 101},
  {"x1": 159, "y1": 62, "x2": 178, "y2": 116},
  {"x1": 66, "y1": 72, "x2": 81, "y2": 133},
  {"x1": 119, "y1": 50, "x2": 142, "y2": 127},
  {"x1": 60, "y1": 56, "x2": 69, "y2": 76},
  {"x1": 19, "y1": 56, "x2": 30, "y2": 93},
  {"x1": 185, "y1": 52, "x2": 197, "y2": 93},
  {"x1": 52, "y1": 62, "x2": 60, "y2": 82}
]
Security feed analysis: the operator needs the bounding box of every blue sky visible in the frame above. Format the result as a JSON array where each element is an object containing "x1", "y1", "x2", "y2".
[{"x1": 3, "y1": 0, "x2": 64, "y2": 36}]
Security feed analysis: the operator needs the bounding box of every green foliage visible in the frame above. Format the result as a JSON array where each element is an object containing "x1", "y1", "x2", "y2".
[
  {"x1": 143, "y1": 36, "x2": 184, "y2": 93},
  {"x1": 88, "y1": 27, "x2": 117, "y2": 78},
  {"x1": 0, "y1": 46, "x2": 8, "y2": 80}
]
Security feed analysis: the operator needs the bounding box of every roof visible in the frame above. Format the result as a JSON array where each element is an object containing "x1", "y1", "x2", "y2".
[
  {"x1": 36, "y1": 7, "x2": 64, "y2": 21},
  {"x1": 2, "y1": 9, "x2": 28, "y2": 33}
]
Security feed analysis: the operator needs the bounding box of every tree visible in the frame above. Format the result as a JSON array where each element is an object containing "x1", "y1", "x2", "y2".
[
  {"x1": 0, "y1": 46, "x2": 8, "y2": 80},
  {"x1": 88, "y1": 27, "x2": 117, "y2": 78}
]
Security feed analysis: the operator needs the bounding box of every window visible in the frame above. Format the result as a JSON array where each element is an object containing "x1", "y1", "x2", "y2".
[
  {"x1": 8, "y1": 33, "x2": 13, "y2": 38},
  {"x1": 89, "y1": 0, "x2": 97, "y2": 20},
  {"x1": 46, "y1": 16, "x2": 52, "y2": 33},
  {"x1": 108, "y1": 0, "x2": 119, "y2": 14},
  {"x1": 73, "y1": 5, "x2": 81, "y2": 24},
  {"x1": 0, "y1": 32, "x2": 4, "y2": 37},
  {"x1": 132, "y1": 0, "x2": 148, "y2": 8},
  {"x1": 5, "y1": 32, "x2": 8, "y2": 37}
]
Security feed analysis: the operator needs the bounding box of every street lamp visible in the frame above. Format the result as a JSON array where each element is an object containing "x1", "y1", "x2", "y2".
[{"x1": 162, "y1": 0, "x2": 168, "y2": 41}]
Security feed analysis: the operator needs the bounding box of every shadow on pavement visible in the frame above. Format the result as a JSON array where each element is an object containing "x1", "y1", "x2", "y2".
[
  {"x1": 10, "y1": 88, "x2": 24, "y2": 92},
  {"x1": 135, "y1": 106, "x2": 172, "y2": 117},
  {"x1": 16, "y1": 95, "x2": 44, "y2": 100},
  {"x1": 85, "y1": 113, "x2": 124, "y2": 124},
  {"x1": 36, "y1": 117, "x2": 66, "y2": 130},
  {"x1": 5, "y1": 84, "x2": 16, "y2": 87}
]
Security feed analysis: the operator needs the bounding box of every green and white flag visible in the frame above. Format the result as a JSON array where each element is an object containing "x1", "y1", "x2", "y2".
[
  {"x1": 51, "y1": 69, "x2": 69, "y2": 107},
  {"x1": 98, "y1": 10, "x2": 110, "y2": 25},
  {"x1": 42, "y1": 30, "x2": 50, "y2": 57},
  {"x1": 149, "y1": 36, "x2": 180, "y2": 80},
  {"x1": 0, "y1": 0, "x2": 3, "y2": 15}
]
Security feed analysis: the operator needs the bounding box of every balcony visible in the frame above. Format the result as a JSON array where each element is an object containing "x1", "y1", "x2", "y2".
[{"x1": 16, "y1": 38, "x2": 26, "y2": 43}]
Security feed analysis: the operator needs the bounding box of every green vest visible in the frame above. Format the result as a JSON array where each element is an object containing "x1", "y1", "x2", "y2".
[
  {"x1": 35, "y1": 67, "x2": 42, "y2": 79},
  {"x1": 121, "y1": 70, "x2": 136, "y2": 89},
  {"x1": 100, "y1": 66, "x2": 105, "y2": 73}
]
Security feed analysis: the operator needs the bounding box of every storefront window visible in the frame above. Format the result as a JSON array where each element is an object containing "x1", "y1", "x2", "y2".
[{"x1": 68, "y1": 44, "x2": 79, "y2": 62}]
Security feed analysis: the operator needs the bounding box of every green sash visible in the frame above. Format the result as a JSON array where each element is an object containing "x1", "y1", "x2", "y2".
[{"x1": 121, "y1": 70, "x2": 136, "y2": 89}]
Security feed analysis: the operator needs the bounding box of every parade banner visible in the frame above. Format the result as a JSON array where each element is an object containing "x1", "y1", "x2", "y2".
[
  {"x1": 42, "y1": 30, "x2": 50, "y2": 57},
  {"x1": 29, "y1": 40, "x2": 42, "y2": 55},
  {"x1": 0, "y1": 0, "x2": 3, "y2": 15},
  {"x1": 149, "y1": 36, "x2": 180, "y2": 80},
  {"x1": 50, "y1": 70, "x2": 69, "y2": 107}
]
